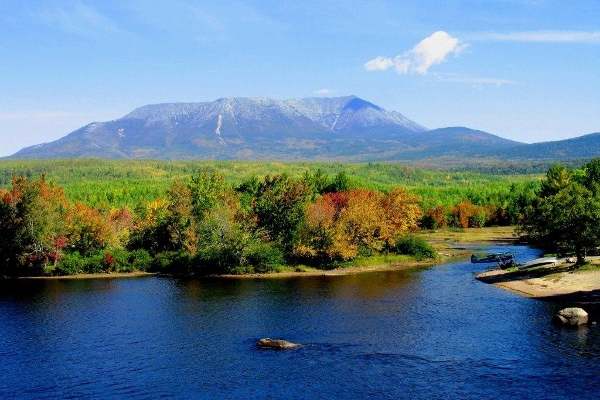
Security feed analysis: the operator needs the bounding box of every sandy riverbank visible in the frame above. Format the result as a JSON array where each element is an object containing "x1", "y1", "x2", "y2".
[
  {"x1": 476, "y1": 259, "x2": 600, "y2": 305},
  {"x1": 217, "y1": 260, "x2": 438, "y2": 279}
]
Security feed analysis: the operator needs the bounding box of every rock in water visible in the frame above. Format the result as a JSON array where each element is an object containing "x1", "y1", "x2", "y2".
[
  {"x1": 553, "y1": 307, "x2": 589, "y2": 326},
  {"x1": 256, "y1": 338, "x2": 301, "y2": 350}
]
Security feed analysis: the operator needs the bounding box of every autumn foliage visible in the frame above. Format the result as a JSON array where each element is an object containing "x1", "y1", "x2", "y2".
[
  {"x1": 294, "y1": 188, "x2": 422, "y2": 262},
  {"x1": 0, "y1": 175, "x2": 136, "y2": 276},
  {"x1": 0, "y1": 165, "x2": 531, "y2": 277}
]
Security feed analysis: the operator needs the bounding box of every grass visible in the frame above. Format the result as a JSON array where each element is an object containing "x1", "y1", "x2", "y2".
[
  {"x1": 576, "y1": 261, "x2": 600, "y2": 271},
  {"x1": 336, "y1": 253, "x2": 423, "y2": 268},
  {"x1": 417, "y1": 226, "x2": 518, "y2": 245}
]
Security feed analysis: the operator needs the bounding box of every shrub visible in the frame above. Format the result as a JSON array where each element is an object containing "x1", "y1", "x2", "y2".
[
  {"x1": 127, "y1": 249, "x2": 153, "y2": 272},
  {"x1": 55, "y1": 251, "x2": 108, "y2": 275},
  {"x1": 54, "y1": 252, "x2": 86, "y2": 275},
  {"x1": 105, "y1": 248, "x2": 153, "y2": 272},
  {"x1": 244, "y1": 241, "x2": 284, "y2": 273},
  {"x1": 395, "y1": 235, "x2": 437, "y2": 261},
  {"x1": 468, "y1": 210, "x2": 488, "y2": 228},
  {"x1": 151, "y1": 251, "x2": 193, "y2": 275},
  {"x1": 195, "y1": 243, "x2": 242, "y2": 275}
]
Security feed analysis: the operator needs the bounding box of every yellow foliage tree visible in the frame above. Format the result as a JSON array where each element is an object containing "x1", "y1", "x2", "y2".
[
  {"x1": 65, "y1": 202, "x2": 115, "y2": 255},
  {"x1": 294, "y1": 188, "x2": 423, "y2": 262},
  {"x1": 380, "y1": 188, "x2": 423, "y2": 248},
  {"x1": 336, "y1": 189, "x2": 386, "y2": 255}
]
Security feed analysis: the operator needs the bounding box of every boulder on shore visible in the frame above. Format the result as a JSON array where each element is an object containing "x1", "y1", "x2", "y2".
[
  {"x1": 553, "y1": 307, "x2": 588, "y2": 327},
  {"x1": 256, "y1": 338, "x2": 301, "y2": 350}
]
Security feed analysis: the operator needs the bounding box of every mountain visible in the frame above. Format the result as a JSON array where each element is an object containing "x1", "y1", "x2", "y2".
[
  {"x1": 385, "y1": 127, "x2": 522, "y2": 160},
  {"x1": 9, "y1": 96, "x2": 525, "y2": 162},
  {"x1": 11, "y1": 95, "x2": 600, "y2": 165},
  {"x1": 491, "y1": 132, "x2": 600, "y2": 161},
  {"x1": 11, "y1": 96, "x2": 428, "y2": 160}
]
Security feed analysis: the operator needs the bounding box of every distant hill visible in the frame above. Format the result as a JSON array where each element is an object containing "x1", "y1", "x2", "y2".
[
  {"x1": 388, "y1": 127, "x2": 521, "y2": 160},
  {"x1": 490, "y1": 132, "x2": 600, "y2": 161},
  {"x1": 9, "y1": 96, "x2": 524, "y2": 162}
]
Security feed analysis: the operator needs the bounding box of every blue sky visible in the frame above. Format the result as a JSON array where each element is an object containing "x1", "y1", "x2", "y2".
[{"x1": 1, "y1": 0, "x2": 599, "y2": 157}]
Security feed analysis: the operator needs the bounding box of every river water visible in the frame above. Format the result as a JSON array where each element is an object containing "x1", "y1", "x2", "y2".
[{"x1": 1, "y1": 245, "x2": 599, "y2": 399}]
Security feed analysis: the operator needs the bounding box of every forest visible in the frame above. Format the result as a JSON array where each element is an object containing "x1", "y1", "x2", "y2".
[{"x1": 0, "y1": 159, "x2": 543, "y2": 277}]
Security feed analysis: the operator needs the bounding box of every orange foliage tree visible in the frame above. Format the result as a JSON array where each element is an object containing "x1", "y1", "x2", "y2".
[
  {"x1": 0, "y1": 175, "x2": 69, "y2": 274},
  {"x1": 336, "y1": 189, "x2": 386, "y2": 256},
  {"x1": 293, "y1": 194, "x2": 339, "y2": 261},
  {"x1": 294, "y1": 188, "x2": 422, "y2": 263},
  {"x1": 108, "y1": 207, "x2": 134, "y2": 246},
  {"x1": 422, "y1": 205, "x2": 448, "y2": 229},
  {"x1": 65, "y1": 202, "x2": 115, "y2": 256},
  {"x1": 450, "y1": 200, "x2": 487, "y2": 228}
]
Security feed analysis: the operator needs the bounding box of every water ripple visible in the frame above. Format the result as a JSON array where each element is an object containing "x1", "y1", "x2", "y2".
[{"x1": 1, "y1": 246, "x2": 599, "y2": 399}]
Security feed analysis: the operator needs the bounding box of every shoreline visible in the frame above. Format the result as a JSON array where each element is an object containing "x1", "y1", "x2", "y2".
[
  {"x1": 6, "y1": 250, "x2": 466, "y2": 282},
  {"x1": 11, "y1": 271, "x2": 157, "y2": 280},
  {"x1": 8, "y1": 225, "x2": 600, "y2": 305},
  {"x1": 215, "y1": 260, "x2": 438, "y2": 280},
  {"x1": 12, "y1": 260, "x2": 438, "y2": 281},
  {"x1": 3, "y1": 227, "x2": 508, "y2": 281},
  {"x1": 476, "y1": 261, "x2": 600, "y2": 305}
]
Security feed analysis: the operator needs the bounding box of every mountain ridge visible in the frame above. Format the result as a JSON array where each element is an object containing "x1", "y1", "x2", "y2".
[
  {"x1": 10, "y1": 96, "x2": 433, "y2": 160},
  {"x1": 8, "y1": 95, "x2": 598, "y2": 163}
]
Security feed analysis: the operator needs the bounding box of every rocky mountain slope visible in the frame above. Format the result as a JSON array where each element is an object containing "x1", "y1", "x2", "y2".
[{"x1": 10, "y1": 96, "x2": 523, "y2": 161}]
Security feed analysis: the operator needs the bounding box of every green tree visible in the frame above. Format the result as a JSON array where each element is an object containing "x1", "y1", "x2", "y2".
[
  {"x1": 128, "y1": 199, "x2": 170, "y2": 256},
  {"x1": 253, "y1": 174, "x2": 310, "y2": 253},
  {"x1": 325, "y1": 171, "x2": 351, "y2": 193},
  {"x1": 301, "y1": 168, "x2": 330, "y2": 196},
  {"x1": 165, "y1": 180, "x2": 197, "y2": 255},
  {"x1": 582, "y1": 158, "x2": 600, "y2": 195},
  {"x1": 188, "y1": 168, "x2": 227, "y2": 220},
  {"x1": 539, "y1": 164, "x2": 571, "y2": 198},
  {"x1": 195, "y1": 192, "x2": 283, "y2": 274},
  {"x1": 519, "y1": 161, "x2": 600, "y2": 265},
  {"x1": 236, "y1": 175, "x2": 260, "y2": 212}
]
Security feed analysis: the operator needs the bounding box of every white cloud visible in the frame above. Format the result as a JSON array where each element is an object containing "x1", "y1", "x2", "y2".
[
  {"x1": 471, "y1": 30, "x2": 600, "y2": 43},
  {"x1": 364, "y1": 31, "x2": 467, "y2": 75},
  {"x1": 364, "y1": 56, "x2": 395, "y2": 71},
  {"x1": 313, "y1": 89, "x2": 337, "y2": 95}
]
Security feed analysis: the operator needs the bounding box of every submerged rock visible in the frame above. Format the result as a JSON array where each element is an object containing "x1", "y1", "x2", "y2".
[
  {"x1": 256, "y1": 338, "x2": 301, "y2": 350},
  {"x1": 553, "y1": 307, "x2": 589, "y2": 327}
]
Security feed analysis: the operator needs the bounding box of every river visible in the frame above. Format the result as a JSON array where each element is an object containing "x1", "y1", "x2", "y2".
[{"x1": 1, "y1": 245, "x2": 599, "y2": 399}]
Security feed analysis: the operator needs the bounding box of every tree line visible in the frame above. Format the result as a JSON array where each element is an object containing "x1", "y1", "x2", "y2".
[
  {"x1": 0, "y1": 167, "x2": 539, "y2": 277},
  {"x1": 0, "y1": 159, "x2": 539, "y2": 209}
]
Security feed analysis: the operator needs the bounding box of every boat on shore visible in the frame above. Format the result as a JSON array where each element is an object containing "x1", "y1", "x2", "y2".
[{"x1": 518, "y1": 256, "x2": 558, "y2": 270}]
